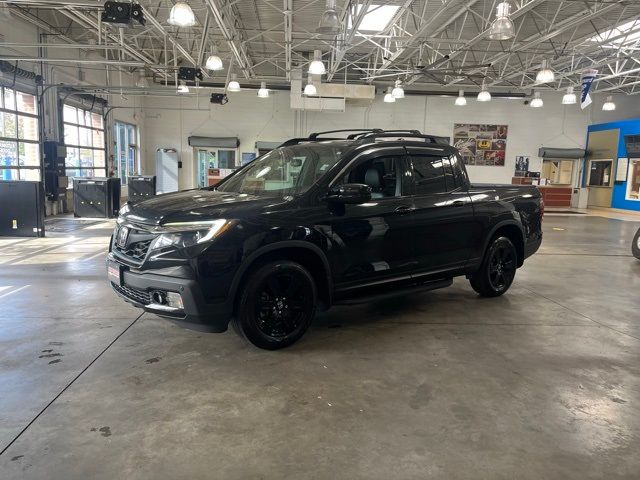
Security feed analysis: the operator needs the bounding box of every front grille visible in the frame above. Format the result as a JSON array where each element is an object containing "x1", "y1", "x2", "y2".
[
  {"x1": 113, "y1": 223, "x2": 156, "y2": 265},
  {"x1": 112, "y1": 283, "x2": 151, "y2": 305},
  {"x1": 115, "y1": 239, "x2": 152, "y2": 262}
]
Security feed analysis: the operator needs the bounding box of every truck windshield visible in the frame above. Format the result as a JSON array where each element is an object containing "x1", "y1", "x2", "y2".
[{"x1": 216, "y1": 144, "x2": 346, "y2": 196}]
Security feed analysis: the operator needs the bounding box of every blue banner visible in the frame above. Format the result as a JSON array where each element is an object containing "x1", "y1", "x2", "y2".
[{"x1": 581, "y1": 69, "x2": 597, "y2": 109}]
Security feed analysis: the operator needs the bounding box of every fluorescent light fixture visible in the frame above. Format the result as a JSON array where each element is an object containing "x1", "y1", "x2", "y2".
[
  {"x1": 383, "y1": 87, "x2": 395, "y2": 103},
  {"x1": 489, "y1": 2, "x2": 514, "y2": 41},
  {"x1": 227, "y1": 73, "x2": 241, "y2": 92},
  {"x1": 304, "y1": 75, "x2": 317, "y2": 96},
  {"x1": 308, "y1": 50, "x2": 326, "y2": 75},
  {"x1": 562, "y1": 86, "x2": 577, "y2": 105},
  {"x1": 455, "y1": 90, "x2": 466, "y2": 106},
  {"x1": 589, "y1": 19, "x2": 640, "y2": 48},
  {"x1": 205, "y1": 53, "x2": 223, "y2": 71},
  {"x1": 177, "y1": 80, "x2": 189, "y2": 94},
  {"x1": 257, "y1": 81, "x2": 269, "y2": 98},
  {"x1": 477, "y1": 82, "x2": 491, "y2": 102},
  {"x1": 168, "y1": 2, "x2": 195, "y2": 27},
  {"x1": 391, "y1": 79, "x2": 404, "y2": 99},
  {"x1": 602, "y1": 96, "x2": 616, "y2": 111},
  {"x1": 349, "y1": 4, "x2": 400, "y2": 33},
  {"x1": 535, "y1": 59, "x2": 555, "y2": 84},
  {"x1": 530, "y1": 91, "x2": 543, "y2": 108},
  {"x1": 317, "y1": 0, "x2": 340, "y2": 35}
]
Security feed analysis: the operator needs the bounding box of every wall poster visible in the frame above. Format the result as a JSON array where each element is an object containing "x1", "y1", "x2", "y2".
[{"x1": 453, "y1": 124, "x2": 508, "y2": 166}]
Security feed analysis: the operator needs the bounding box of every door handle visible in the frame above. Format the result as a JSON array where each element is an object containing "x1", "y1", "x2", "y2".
[
  {"x1": 394, "y1": 205, "x2": 413, "y2": 215},
  {"x1": 452, "y1": 200, "x2": 465, "y2": 207}
]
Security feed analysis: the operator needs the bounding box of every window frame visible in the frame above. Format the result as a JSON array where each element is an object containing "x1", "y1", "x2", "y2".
[
  {"x1": 62, "y1": 102, "x2": 106, "y2": 182},
  {"x1": 0, "y1": 85, "x2": 41, "y2": 181}
]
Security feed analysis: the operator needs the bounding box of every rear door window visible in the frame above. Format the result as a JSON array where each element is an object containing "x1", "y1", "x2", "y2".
[{"x1": 409, "y1": 155, "x2": 448, "y2": 195}]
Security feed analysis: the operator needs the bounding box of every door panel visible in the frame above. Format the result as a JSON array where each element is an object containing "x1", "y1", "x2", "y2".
[
  {"x1": 328, "y1": 150, "x2": 417, "y2": 288},
  {"x1": 406, "y1": 149, "x2": 476, "y2": 273}
]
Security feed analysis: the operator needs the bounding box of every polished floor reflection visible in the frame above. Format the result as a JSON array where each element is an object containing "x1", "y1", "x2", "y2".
[{"x1": 0, "y1": 214, "x2": 639, "y2": 479}]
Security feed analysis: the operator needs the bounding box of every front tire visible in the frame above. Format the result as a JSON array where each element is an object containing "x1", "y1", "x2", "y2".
[
  {"x1": 470, "y1": 236, "x2": 517, "y2": 297},
  {"x1": 232, "y1": 261, "x2": 317, "y2": 350},
  {"x1": 633, "y1": 228, "x2": 640, "y2": 259}
]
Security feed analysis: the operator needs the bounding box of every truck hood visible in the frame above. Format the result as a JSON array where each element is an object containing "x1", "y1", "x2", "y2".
[{"x1": 122, "y1": 189, "x2": 290, "y2": 225}]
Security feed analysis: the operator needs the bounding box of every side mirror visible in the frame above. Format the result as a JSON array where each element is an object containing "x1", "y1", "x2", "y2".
[{"x1": 325, "y1": 183, "x2": 372, "y2": 205}]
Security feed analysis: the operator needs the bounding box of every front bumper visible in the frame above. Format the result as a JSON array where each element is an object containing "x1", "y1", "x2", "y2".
[{"x1": 107, "y1": 253, "x2": 232, "y2": 333}]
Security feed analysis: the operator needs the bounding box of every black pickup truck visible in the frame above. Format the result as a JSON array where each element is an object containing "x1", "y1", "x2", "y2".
[{"x1": 107, "y1": 129, "x2": 543, "y2": 349}]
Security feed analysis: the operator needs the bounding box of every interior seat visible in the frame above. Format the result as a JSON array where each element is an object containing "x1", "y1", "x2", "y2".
[{"x1": 365, "y1": 168, "x2": 385, "y2": 198}]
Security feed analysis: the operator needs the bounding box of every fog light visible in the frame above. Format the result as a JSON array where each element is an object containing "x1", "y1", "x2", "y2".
[{"x1": 166, "y1": 292, "x2": 184, "y2": 309}]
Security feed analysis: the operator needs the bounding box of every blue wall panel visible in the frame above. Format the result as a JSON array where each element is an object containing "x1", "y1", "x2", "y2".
[{"x1": 587, "y1": 118, "x2": 640, "y2": 211}]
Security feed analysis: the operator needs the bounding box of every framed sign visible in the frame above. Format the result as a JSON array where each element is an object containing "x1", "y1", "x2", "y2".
[
  {"x1": 616, "y1": 157, "x2": 629, "y2": 183},
  {"x1": 453, "y1": 123, "x2": 508, "y2": 166}
]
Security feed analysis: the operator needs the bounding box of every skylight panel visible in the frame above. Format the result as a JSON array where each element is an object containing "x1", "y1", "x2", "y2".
[
  {"x1": 589, "y1": 19, "x2": 640, "y2": 46},
  {"x1": 349, "y1": 4, "x2": 400, "y2": 33}
]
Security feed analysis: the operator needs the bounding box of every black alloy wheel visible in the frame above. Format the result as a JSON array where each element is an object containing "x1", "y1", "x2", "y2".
[
  {"x1": 233, "y1": 261, "x2": 317, "y2": 349},
  {"x1": 632, "y1": 228, "x2": 640, "y2": 260},
  {"x1": 470, "y1": 236, "x2": 517, "y2": 297}
]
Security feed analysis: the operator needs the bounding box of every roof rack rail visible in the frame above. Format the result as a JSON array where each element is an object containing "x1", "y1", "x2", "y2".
[
  {"x1": 357, "y1": 130, "x2": 446, "y2": 144},
  {"x1": 308, "y1": 129, "x2": 382, "y2": 140}
]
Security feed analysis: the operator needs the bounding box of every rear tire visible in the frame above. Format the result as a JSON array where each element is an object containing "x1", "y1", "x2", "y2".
[
  {"x1": 470, "y1": 236, "x2": 517, "y2": 297},
  {"x1": 231, "y1": 261, "x2": 317, "y2": 350},
  {"x1": 633, "y1": 228, "x2": 640, "y2": 260}
]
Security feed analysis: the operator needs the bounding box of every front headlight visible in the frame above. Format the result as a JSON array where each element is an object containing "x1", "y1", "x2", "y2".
[{"x1": 150, "y1": 219, "x2": 228, "y2": 251}]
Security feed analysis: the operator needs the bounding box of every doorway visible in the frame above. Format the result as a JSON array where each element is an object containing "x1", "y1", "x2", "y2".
[
  {"x1": 195, "y1": 148, "x2": 237, "y2": 188},
  {"x1": 585, "y1": 129, "x2": 619, "y2": 208}
]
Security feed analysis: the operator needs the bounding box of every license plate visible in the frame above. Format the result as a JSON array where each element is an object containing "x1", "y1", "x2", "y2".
[{"x1": 107, "y1": 260, "x2": 123, "y2": 286}]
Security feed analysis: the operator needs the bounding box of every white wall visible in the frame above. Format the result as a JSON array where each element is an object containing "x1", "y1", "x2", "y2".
[{"x1": 143, "y1": 89, "x2": 593, "y2": 188}]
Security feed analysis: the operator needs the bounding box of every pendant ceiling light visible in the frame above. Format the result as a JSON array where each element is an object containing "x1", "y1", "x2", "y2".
[
  {"x1": 535, "y1": 60, "x2": 555, "y2": 84},
  {"x1": 168, "y1": 2, "x2": 196, "y2": 27},
  {"x1": 227, "y1": 73, "x2": 241, "y2": 92},
  {"x1": 530, "y1": 91, "x2": 543, "y2": 108},
  {"x1": 317, "y1": 0, "x2": 340, "y2": 35},
  {"x1": 383, "y1": 87, "x2": 396, "y2": 103},
  {"x1": 602, "y1": 96, "x2": 616, "y2": 111},
  {"x1": 308, "y1": 50, "x2": 326, "y2": 75},
  {"x1": 304, "y1": 75, "x2": 317, "y2": 96},
  {"x1": 391, "y1": 79, "x2": 405, "y2": 99},
  {"x1": 562, "y1": 86, "x2": 577, "y2": 105},
  {"x1": 489, "y1": 2, "x2": 514, "y2": 41},
  {"x1": 477, "y1": 82, "x2": 491, "y2": 102},
  {"x1": 177, "y1": 80, "x2": 189, "y2": 94},
  {"x1": 257, "y1": 81, "x2": 269, "y2": 98},
  {"x1": 455, "y1": 90, "x2": 467, "y2": 106},
  {"x1": 205, "y1": 52, "x2": 223, "y2": 71}
]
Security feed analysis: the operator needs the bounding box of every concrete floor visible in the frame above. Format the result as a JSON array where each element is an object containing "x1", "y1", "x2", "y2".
[{"x1": 0, "y1": 213, "x2": 639, "y2": 479}]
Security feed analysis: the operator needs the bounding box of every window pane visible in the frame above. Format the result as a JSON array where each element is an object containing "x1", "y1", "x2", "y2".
[
  {"x1": 18, "y1": 115, "x2": 39, "y2": 140},
  {"x1": 16, "y1": 92, "x2": 36, "y2": 114},
  {"x1": 411, "y1": 155, "x2": 447, "y2": 195},
  {"x1": 21, "y1": 168, "x2": 40, "y2": 181},
  {"x1": 63, "y1": 105, "x2": 77, "y2": 124},
  {"x1": 91, "y1": 113, "x2": 103, "y2": 130},
  {"x1": 340, "y1": 156, "x2": 400, "y2": 198},
  {"x1": 64, "y1": 124, "x2": 78, "y2": 146},
  {"x1": 78, "y1": 127, "x2": 92, "y2": 147},
  {"x1": 76, "y1": 109, "x2": 86, "y2": 126},
  {"x1": 66, "y1": 147, "x2": 80, "y2": 168},
  {"x1": 0, "y1": 140, "x2": 18, "y2": 166},
  {"x1": 80, "y1": 148, "x2": 94, "y2": 168},
  {"x1": 18, "y1": 142, "x2": 40, "y2": 166},
  {"x1": 92, "y1": 128, "x2": 104, "y2": 149},
  {"x1": 2, "y1": 113, "x2": 17, "y2": 138},
  {"x1": 93, "y1": 149, "x2": 106, "y2": 167},
  {"x1": 4, "y1": 88, "x2": 16, "y2": 110},
  {"x1": 0, "y1": 169, "x2": 19, "y2": 180}
]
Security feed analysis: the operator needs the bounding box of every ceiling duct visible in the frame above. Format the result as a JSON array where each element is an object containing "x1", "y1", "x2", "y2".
[{"x1": 290, "y1": 68, "x2": 374, "y2": 111}]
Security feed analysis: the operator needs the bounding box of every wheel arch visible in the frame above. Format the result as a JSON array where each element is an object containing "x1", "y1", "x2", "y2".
[
  {"x1": 228, "y1": 241, "x2": 333, "y2": 316},
  {"x1": 484, "y1": 221, "x2": 526, "y2": 267}
]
